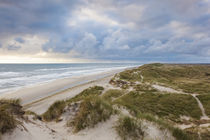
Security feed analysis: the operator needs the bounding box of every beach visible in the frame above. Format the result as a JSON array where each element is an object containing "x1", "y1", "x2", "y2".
[{"x1": 0, "y1": 68, "x2": 124, "y2": 114}]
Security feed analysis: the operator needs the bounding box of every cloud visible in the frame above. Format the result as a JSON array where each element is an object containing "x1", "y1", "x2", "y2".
[
  {"x1": 15, "y1": 37, "x2": 25, "y2": 43},
  {"x1": 0, "y1": 0, "x2": 210, "y2": 62},
  {"x1": 7, "y1": 45, "x2": 21, "y2": 51}
]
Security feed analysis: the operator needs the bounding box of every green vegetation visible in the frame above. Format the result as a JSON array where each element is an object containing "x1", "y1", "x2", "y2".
[
  {"x1": 69, "y1": 96, "x2": 114, "y2": 132},
  {"x1": 134, "y1": 84, "x2": 157, "y2": 93},
  {"x1": 66, "y1": 86, "x2": 104, "y2": 103},
  {"x1": 42, "y1": 100, "x2": 65, "y2": 121},
  {"x1": 42, "y1": 86, "x2": 104, "y2": 121},
  {"x1": 197, "y1": 94, "x2": 210, "y2": 116},
  {"x1": 0, "y1": 99, "x2": 24, "y2": 137},
  {"x1": 116, "y1": 63, "x2": 210, "y2": 94},
  {"x1": 102, "y1": 89, "x2": 124, "y2": 102},
  {"x1": 25, "y1": 111, "x2": 42, "y2": 120},
  {"x1": 115, "y1": 91, "x2": 201, "y2": 121},
  {"x1": 118, "y1": 69, "x2": 142, "y2": 82},
  {"x1": 137, "y1": 113, "x2": 194, "y2": 140},
  {"x1": 115, "y1": 116, "x2": 144, "y2": 140}
]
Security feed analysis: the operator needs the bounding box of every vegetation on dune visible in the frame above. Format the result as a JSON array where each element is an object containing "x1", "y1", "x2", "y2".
[
  {"x1": 197, "y1": 94, "x2": 210, "y2": 116},
  {"x1": 69, "y1": 96, "x2": 114, "y2": 132},
  {"x1": 134, "y1": 84, "x2": 157, "y2": 93},
  {"x1": 115, "y1": 116, "x2": 145, "y2": 140},
  {"x1": 136, "y1": 113, "x2": 194, "y2": 140},
  {"x1": 115, "y1": 63, "x2": 210, "y2": 94},
  {"x1": 0, "y1": 99, "x2": 24, "y2": 137},
  {"x1": 102, "y1": 89, "x2": 125, "y2": 102},
  {"x1": 42, "y1": 86, "x2": 104, "y2": 121},
  {"x1": 115, "y1": 91, "x2": 201, "y2": 121},
  {"x1": 66, "y1": 86, "x2": 104, "y2": 103},
  {"x1": 42, "y1": 100, "x2": 66, "y2": 121}
]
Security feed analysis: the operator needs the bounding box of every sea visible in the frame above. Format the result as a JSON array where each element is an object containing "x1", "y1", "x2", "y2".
[{"x1": 0, "y1": 63, "x2": 141, "y2": 94}]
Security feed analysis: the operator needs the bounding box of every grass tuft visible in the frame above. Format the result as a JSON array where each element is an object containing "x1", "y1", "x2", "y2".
[
  {"x1": 69, "y1": 96, "x2": 114, "y2": 132},
  {"x1": 0, "y1": 99, "x2": 23, "y2": 137},
  {"x1": 42, "y1": 86, "x2": 104, "y2": 121},
  {"x1": 136, "y1": 113, "x2": 193, "y2": 140},
  {"x1": 42, "y1": 100, "x2": 66, "y2": 121},
  {"x1": 197, "y1": 94, "x2": 210, "y2": 117},
  {"x1": 102, "y1": 89, "x2": 124, "y2": 102},
  {"x1": 114, "y1": 91, "x2": 202, "y2": 121},
  {"x1": 115, "y1": 116, "x2": 145, "y2": 140}
]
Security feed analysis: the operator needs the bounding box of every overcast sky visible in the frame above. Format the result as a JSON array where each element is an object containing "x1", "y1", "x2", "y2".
[{"x1": 0, "y1": 0, "x2": 210, "y2": 63}]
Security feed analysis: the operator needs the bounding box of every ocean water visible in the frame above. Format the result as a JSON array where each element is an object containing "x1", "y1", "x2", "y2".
[{"x1": 0, "y1": 63, "x2": 140, "y2": 94}]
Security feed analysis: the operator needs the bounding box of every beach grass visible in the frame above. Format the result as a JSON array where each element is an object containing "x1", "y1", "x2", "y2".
[
  {"x1": 115, "y1": 63, "x2": 210, "y2": 94},
  {"x1": 114, "y1": 91, "x2": 201, "y2": 121},
  {"x1": 136, "y1": 113, "x2": 194, "y2": 140},
  {"x1": 0, "y1": 99, "x2": 23, "y2": 137},
  {"x1": 42, "y1": 100, "x2": 66, "y2": 121},
  {"x1": 115, "y1": 116, "x2": 145, "y2": 140},
  {"x1": 42, "y1": 86, "x2": 104, "y2": 121},
  {"x1": 197, "y1": 94, "x2": 210, "y2": 116},
  {"x1": 69, "y1": 96, "x2": 114, "y2": 132},
  {"x1": 102, "y1": 89, "x2": 125, "y2": 102}
]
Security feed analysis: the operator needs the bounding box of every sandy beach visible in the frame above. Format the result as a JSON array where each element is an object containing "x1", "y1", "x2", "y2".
[{"x1": 0, "y1": 68, "x2": 124, "y2": 114}]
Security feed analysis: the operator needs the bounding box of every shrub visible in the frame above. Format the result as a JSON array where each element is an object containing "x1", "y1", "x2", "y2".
[
  {"x1": 115, "y1": 116, "x2": 145, "y2": 140},
  {"x1": 69, "y1": 97, "x2": 114, "y2": 132}
]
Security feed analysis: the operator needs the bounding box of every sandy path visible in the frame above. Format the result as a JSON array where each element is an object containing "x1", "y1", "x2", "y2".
[
  {"x1": 191, "y1": 94, "x2": 210, "y2": 120},
  {"x1": 152, "y1": 84, "x2": 210, "y2": 120}
]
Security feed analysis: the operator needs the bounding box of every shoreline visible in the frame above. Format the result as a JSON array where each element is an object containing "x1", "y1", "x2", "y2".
[{"x1": 0, "y1": 68, "x2": 126, "y2": 114}]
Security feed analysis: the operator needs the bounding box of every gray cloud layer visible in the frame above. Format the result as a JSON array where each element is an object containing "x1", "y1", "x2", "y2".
[{"x1": 0, "y1": 0, "x2": 210, "y2": 62}]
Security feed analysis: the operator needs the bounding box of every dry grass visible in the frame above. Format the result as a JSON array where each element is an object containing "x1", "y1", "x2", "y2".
[
  {"x1": 114, "y1": 91, "x2": 201, "y2": 121},
  {"x1": 42, "y1": 86, "x2": 104, "y2": 121},
  {"x1": 0, "y1": 99, "x2": 23, "y2": 137},
  {"x1": 115, "y1": 63, "x2": 210, "y2": 94},
  {"x1": 115, "y1": 116, "x2": 145, "y2": 140},
  {"x1": 102, "y1": 89, "x2": 125, "y2": 102},
  {"x1": 69, "y1": 96, "x2": 114, "y2": 132}
]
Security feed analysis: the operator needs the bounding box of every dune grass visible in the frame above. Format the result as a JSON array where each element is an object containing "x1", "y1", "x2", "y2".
[
  {"x1": 0, "y1": 99, "x2": 23, "y2": 137},
  {"x1": 42, "y1": 100, "x2": 66, "y2": 121},
  {"x1": 66, "y1": 86, "x2": 104, "y2": 103},
  {"x1": 102, "y1": 89, "x2": 124, "y2": 102},
  {"x1": 114, "y1": 91, "x2": 201, "y2": 121},
  {"x1": 69, "y1": 96, "x2": 114, "y2": 132},
  {"x1": 134, "y1": 84, "x2": 158, "y2": 93},
  {"x1": 42, "y1": 86, "x2": 104, "y2": 121},
  {"x1": 115, "y1": 116, "x2": 145, "y2": 140},
  {"x1": 197, "y1": 94, "x2": 210, "y2": 116},
  {"x1": 136, "y1": 113, "x2": 194, "y2": 140},
  {"x1": 116, "y1": 63, "x2": 210, "y2": 94}
]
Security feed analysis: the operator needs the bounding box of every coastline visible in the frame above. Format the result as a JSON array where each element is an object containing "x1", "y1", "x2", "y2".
[{"x1": 0, "y1": 68, "x2": 126, "y2": 114}]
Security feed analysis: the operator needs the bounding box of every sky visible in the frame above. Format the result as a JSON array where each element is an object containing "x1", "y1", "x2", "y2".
[{"x1": 0, "y1": 0, "x2": 210, "y2": 63}]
